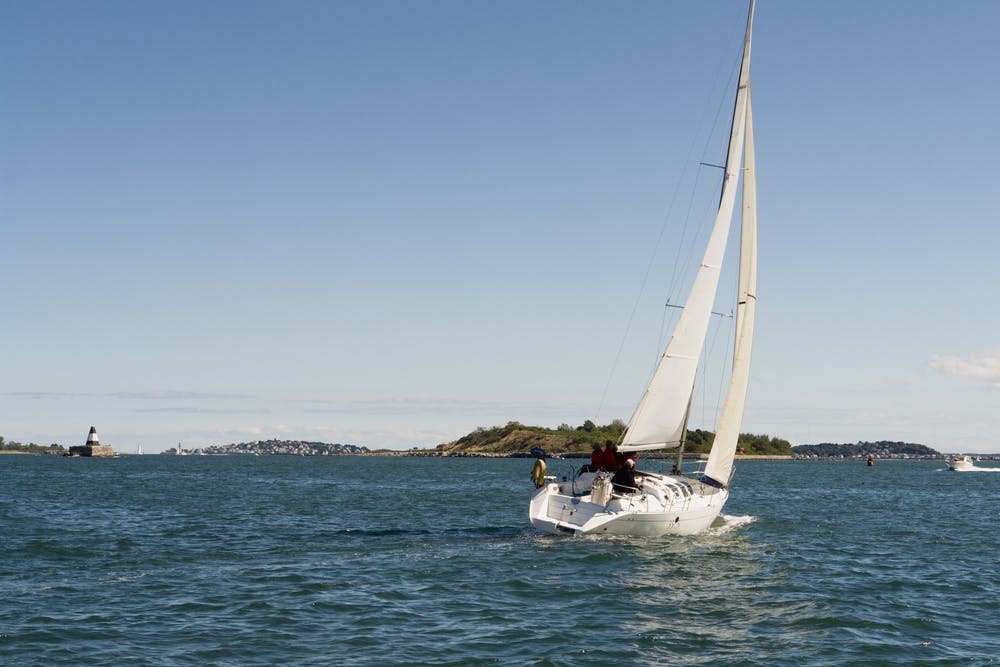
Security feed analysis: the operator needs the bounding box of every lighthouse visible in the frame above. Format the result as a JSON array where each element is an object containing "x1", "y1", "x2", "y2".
[{"x1": 67, "y1": 426, "x2": 116, "y2": 457}]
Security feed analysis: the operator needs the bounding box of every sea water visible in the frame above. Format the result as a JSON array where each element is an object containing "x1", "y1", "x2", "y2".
[{"x1": 2, "y1": 455, "x2": 997, "y2": 666}]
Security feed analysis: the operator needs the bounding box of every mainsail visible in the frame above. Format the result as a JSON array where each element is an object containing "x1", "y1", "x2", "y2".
[{"x1": 621, "y1": 0, "x2": 755, "y2": 453}]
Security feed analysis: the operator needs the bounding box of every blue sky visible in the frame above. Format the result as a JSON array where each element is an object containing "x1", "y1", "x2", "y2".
[{"x1": 3, "y1": 1, "x2": 999, "y2": 454}]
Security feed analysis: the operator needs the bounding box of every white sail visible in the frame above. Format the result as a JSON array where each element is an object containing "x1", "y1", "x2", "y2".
[
  {"x1": 621, "y1": 1, "x2": 754, "y2": 452},
  {"x1": 703, "y1": 91, "x2": 757, "y2": 487}
]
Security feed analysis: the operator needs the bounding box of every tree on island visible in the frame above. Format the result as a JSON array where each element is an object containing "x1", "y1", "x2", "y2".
[
  {"x1": 436, "y1": 421, "x2": 792, "y2": 456},
  {"x1": 0, "y1": 436, "x2": 65, "y2": 454},
  {"x1": 792, "y1": 441, "x2": 939, "y2": 457}
]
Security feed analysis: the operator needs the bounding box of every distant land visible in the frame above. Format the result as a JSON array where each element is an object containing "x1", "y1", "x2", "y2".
[
  {"x1": 2, "y1": 428, "x2": 996, "y2": 459},
  {"x1": 427, "y1": 421, "x2": 951, "y2": 460},
  {"x1": 793, "y1": 441, "x2": 938, "y2": 459},
  {"x1": 166, "y1": 439, "x2": 372, "y2": 456},
  {"x1": 0, "y1": 437, "x2": 64, "y2": 455},
  {"x1": 430, "y1": 420, "x2": 790, "y2": 458}
]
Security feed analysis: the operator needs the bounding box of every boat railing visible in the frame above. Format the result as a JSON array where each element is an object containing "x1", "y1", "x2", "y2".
[
  {"x1": 610, "y1": 490, "x2": 641, "y2": 511},
  {"x1": 609, "y1": 483, "x2": 701, "y2": 513},
  {"x1": 557, "y1": 463, "x2": 606, "y2": 496},
  {"x1": 684, "y1": 461, "x2": 708, "y2": 478}
]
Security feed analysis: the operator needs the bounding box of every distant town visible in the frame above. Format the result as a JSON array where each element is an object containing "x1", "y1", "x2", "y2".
[{"x1": 166, "y1": 439, "x2": 372, "y2": 456}]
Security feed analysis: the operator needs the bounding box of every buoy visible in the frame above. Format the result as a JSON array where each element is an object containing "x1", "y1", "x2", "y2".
[{"x1": 531, "y1": 449, "x2": 547, "y2": 488}]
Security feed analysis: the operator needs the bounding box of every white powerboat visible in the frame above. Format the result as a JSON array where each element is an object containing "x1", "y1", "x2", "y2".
[{"x1": 947, "y1": 455, "x2": 976, "y2": 471}]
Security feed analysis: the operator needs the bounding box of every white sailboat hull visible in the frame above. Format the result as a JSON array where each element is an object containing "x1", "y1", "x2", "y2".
[{"x1": 529, "y1": 471, "x2": 728, "y2": 537}]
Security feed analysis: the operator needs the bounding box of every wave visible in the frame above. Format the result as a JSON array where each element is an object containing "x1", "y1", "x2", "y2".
[
  {"x1": 326, "y1": 524, "x2": 530, "y2": 541},
  {"x1": 710, "y1": 514, "x2": 756, "y2": 535}
]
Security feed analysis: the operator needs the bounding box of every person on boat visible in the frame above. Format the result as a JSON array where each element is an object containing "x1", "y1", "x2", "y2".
[
  {"x1": 600, "y1": 440, "x2": 618, "y2": 470},
  {"x1": 579, "y1": 442, "x2": 603, "y2": 474},
  {"x1": 614, "y1": 445, "x2": 635, "y2": 469},
  {"x1": 530, "y1": 448, "x2": 548, "y2": 488},
  {"x1": 611, "y1": 458, "x2": 638, "y2": 494}
]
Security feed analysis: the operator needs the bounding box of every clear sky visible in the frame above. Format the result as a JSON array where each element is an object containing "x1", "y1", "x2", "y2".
[{"x1": 3, "y1": 1, "x2": 999, "y2": 454}]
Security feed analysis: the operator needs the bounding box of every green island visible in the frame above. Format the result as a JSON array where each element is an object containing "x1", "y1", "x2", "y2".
[
  {"x1": 0, "y1": 437, "x2": 65, "y2": 455},
  {"x1": 423, "y1": 420, "x2": 943, "y2": 459},
  {"x1": 423, "y1": 420, "x2": 792, "y2": 457}
]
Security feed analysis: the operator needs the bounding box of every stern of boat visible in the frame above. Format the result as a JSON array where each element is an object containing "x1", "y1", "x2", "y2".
[
  {"x1": 529, "y1": 471, "x2": 730, "y2": 537},
  {"x1": 529, "y1": 481, "x2": 576, "y2": 535}
]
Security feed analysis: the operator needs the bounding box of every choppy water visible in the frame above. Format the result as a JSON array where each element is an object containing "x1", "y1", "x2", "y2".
[{"x1": 2, "y1": 455, "x2": 997, "y2": 665}]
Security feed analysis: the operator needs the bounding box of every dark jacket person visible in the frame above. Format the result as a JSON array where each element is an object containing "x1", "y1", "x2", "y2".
[{"x1": 611, "y1": 458, "x2": 638, "y2": 494}]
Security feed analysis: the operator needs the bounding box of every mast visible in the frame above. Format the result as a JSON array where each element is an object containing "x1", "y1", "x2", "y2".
[
  {"x1": 732, "y1": 0, "x2": 755, "y2": 354},
  {"x1": 621, "y1": 0, "x2": 754, "y2": 453},
  {"x1": 716, "y1": 0, "x2": 755, "y2": 209}
]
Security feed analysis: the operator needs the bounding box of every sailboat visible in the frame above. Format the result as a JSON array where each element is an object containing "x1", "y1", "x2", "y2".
[{"x1": 529, "y1": 0, "x2": 758, "y2": 537}]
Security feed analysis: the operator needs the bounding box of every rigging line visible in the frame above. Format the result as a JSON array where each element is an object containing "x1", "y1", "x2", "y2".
[
  {"x1": 594, "y1": 122, "x2": 708, "y2": 423},
  {"x1": 594, "y1": 4, "x2": 752, "y2": 425},
  {"x1": 657, "y1": 301, "x2": 732, "y2": 399},
  {"x1": 666, "y1": 46, "x2": 745, "y2": 312},
  {"x1": 666, "y1": 167, "x2": 705, "y2": 305},
  {"x1": 698, "y1": 311, "x2": 736, "y2": 428},
  {"x1": 711, "y1": 309, "x2": 737, "y2": 429}
]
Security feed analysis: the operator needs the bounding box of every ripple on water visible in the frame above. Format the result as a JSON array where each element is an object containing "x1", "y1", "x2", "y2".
[{"x1": 2, "y1": 457, "x2": 999, "y2": 665}]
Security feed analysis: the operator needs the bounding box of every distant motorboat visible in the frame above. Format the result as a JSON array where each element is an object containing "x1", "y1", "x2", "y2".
[{"x1": 947, "y1": 455, "x2": 976, "y2": 472}]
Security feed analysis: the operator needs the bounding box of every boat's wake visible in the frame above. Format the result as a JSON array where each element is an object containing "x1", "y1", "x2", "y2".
[{"x1": 709, "y1": 514, "x2": 756, "y2": 535}]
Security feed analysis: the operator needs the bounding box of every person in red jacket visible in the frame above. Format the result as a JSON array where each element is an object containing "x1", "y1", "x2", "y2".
[
  {"x1": 579, "y1": 442, "x2": 604, "y2": 474},
  {"x1": 591, "y1": 442, "x2": 603, "y2": 470},
  {"x1": 601, "y1": 440, "x2": 618, "y2": 470}
]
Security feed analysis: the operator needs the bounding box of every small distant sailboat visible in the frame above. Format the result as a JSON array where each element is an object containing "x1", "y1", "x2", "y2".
[{"x1": 529, "y1": 0, "x2": 758, "y2": 537}]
